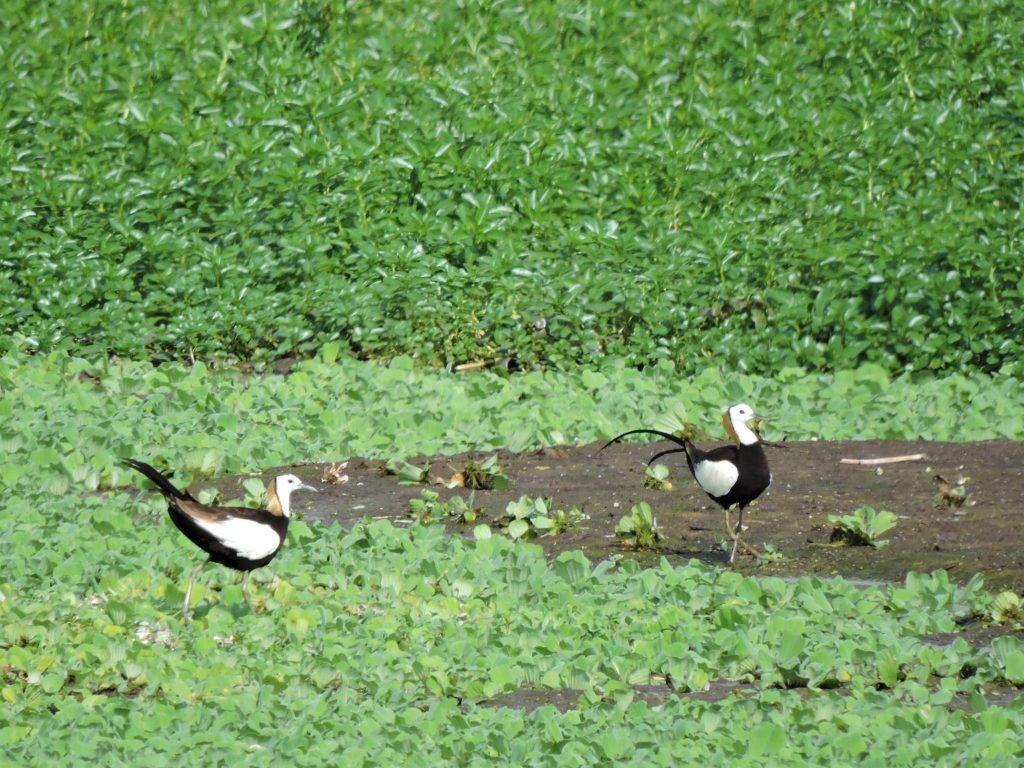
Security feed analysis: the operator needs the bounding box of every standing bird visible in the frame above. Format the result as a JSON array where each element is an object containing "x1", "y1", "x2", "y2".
[
  {"x1": 122, "y1": 458, "x2": 317, "y2": 618},
  {"x1": 604, "y1": 403, "x2": 771, "y2": 563}
]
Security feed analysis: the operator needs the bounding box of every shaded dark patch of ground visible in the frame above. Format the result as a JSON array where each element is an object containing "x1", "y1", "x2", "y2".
[
  {"x1": 479, "y1": 613, "x2": 1024, "y2": 713},
  {"x1": 475, "y1": 681, "x2": 758, "y2": 713},
  {"x1": 475, "y1": 680, "x2": 1022, "y2": 714}
]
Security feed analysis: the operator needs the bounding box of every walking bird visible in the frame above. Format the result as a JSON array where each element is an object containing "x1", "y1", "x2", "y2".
[
  {"x1": 604, "y1": 403, "x2": 771, "y2": 563},
  {"x1": 122, "y1": 458, "x2": 317, "y2": 618}
]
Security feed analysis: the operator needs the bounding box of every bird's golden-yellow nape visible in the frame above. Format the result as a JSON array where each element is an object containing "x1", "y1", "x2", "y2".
[
  {"x1": 266, "y1": 474, "x2": 317, "y2": 518},
  {"x1": 265, "y1": 480, "x2": 283, "y2": 516},
  {"x1": 724, "y1": 403, "x2": 761, "y2": 447},
  {"x1": 722, "y1": 407, "x2": 740, "y2": 446}
]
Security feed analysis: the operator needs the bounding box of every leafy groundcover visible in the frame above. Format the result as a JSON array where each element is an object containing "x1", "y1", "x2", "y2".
[{"x1": 3, "y1": 518, "x2": 1023, "y2": 766}]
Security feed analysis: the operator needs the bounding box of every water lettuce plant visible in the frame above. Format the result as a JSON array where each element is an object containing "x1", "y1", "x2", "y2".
[
  {"x1": 829, "y1": 507, "x2": 899, "y2": 548},
  {"x1": 1, "y1": 351, "x2": 1022, "y2": 765},
  {"x1": 643, "y1": 463, "x2": 673, "y2": 491},
  {"x1": 408, "y1": 489, "x2": 479, "y2": 525},
  {"x1": 615, "y1": 502, "x2": 664, "y2": 550},
  {"x1": 496, "y1": 496, "x2": 585, "y2": 539},
  {"x1": 383, "y1": 459, "x2": 433, "y2": 485},
  {"x1": 988, "y1": 592, "x2": 1024, "y2": 627},
  {"x1": 3, "y1": 0, "x2": 1024, "y2": 760},
  {"x1": 458, "y1": 455, "x2": 510, "y2": 491}
]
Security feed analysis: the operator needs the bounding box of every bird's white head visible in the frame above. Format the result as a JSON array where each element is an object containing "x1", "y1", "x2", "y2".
[
  {"x1": 267, "y1": 474, "x2": 318, "y2": 517},
  {"x1": 722, "y1": 403, "x2": 760, "y2": 446}
]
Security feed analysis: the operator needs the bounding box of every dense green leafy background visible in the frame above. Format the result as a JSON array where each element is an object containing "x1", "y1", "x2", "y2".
[{"x1": 3, "y1": 0, "x2": 1023, "y2": 373}]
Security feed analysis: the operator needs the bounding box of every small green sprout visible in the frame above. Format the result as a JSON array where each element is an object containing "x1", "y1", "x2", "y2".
[
  {"x1": 446, "y1": 494, "x2": 480, "y2": 524},
  {"x1": 458, "y1": 454, "x2": 510, "y2": 491},
  {"x1": 408, "y1": 489, "x2": 480, "y2": 524},
  {"x1": 408, "y1": 489, "x2": 442, "y2": 522},
  {"x1": 615, "y1": 502, "x2": 664, "y2": 551},
  {"x1": 828, "y1": 506, "x2": 898, "y2": 548},
  {"x1": 546, "y1": 505, "x2": 588, "y2": 535},
  {"x1": 643, "y1": 463, "x2": 672, "y2": 491},
  {"x1": 990, "y1": 591, "x2": 1024, "y2": 626},
  {"x1": 496, "y1": 495, "x2": 586, "y2": 539},
  {"x1": 757, "y1": 543, "x2": 784, "y2": 563}
]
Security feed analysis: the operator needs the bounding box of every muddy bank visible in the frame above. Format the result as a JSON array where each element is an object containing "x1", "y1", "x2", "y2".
[{"x1": 211, "y1": 439, "x2": 1024, "y2": 593}]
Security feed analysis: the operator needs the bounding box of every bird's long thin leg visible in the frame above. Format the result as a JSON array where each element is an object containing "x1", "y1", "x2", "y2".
[
  {"x1": 182, "y1": 560, "x2": 206, "y2": 620},
  {"x1": 729, "y1": 507, "x2": 744, "y2": 564},
  {"x1": 241, "y1": 571, "x2": 252, "y2": 607},
  {"x1": 725, "y1": 507, "x2": 761, "y2": 563}
]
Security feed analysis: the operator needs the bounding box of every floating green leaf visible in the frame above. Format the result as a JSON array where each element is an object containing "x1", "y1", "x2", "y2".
[{"x1": 829, "y1": 507, "x2": 898, "y2": 548}]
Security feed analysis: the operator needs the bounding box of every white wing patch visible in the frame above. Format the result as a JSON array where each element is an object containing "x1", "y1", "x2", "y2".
[
  {"x1": 193, "y1": 517, "x2": 281, "y2": 560},
  {"x1": 693, "y1": 460, "x2": 739, "y2": 498}
]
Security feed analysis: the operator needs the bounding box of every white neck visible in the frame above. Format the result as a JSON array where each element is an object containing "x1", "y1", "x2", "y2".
[
  {"x1": 272, "y1": 478, "x2": 293, "y2": 518},
  {"x1": 732, "y1": 419, "x2": 760, "y2": 446}
]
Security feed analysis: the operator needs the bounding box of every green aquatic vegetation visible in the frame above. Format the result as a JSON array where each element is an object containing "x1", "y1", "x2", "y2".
[
  {"x1": 987, "y1": 636, "x2": 1024, "y2": 686},
  {"x1": 3, "y1": 0, "x2": 1024, "y2": 758},
  {"x1": 643, "y1": 463, "x2": 673, "y2": 491},
  {"x1": 756, "y1": 543, "x2": 785, "y2": 564},
  {"x1": 3, "y1": 350, "x2": 1022, "y2": 514},
  {"x1": 615, "y1": 502, "x2": 664, "y2": 551},
  {"x1": 458, "y1": 455, "x2": 510, "y2": 492},
  {"x1": 496, "y1": 495, "x2": 585, "y2": 539},
  {"x1": 3, "y1": 510, "x2": 1023, "y2": 765},
  {"x1": 237, "y1": 477, "x2": 269, "y2": 509},
  {"x1": 407, "y1": 488, "x2": 446, "y2": 523},
  {"x1": 381, "y1": 459, "x2": 433, "y2": 485},
  {"x1": 2, "y1": 1, "x2": 1024, "y2": 377},
  {"x1": 829, "y1": 507, "x2": 899, "y2": 548},
  {"x1": 545, "y1": 505, "x2": 590, "y2": 536},
  {"x1": 988, "y1": 591, "x2": 1024, "y2": 627},
  {"x1": 408, "y1": 489, "x2": 480, "y2": 525}
]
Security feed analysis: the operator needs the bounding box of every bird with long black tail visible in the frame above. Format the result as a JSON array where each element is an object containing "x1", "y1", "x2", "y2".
[
  {"x1": 122, "y1": 458, "x2": 317, "y2": 619},
  {"x1": 603, "y1": 403, "x2": 771, "y2": 563}
]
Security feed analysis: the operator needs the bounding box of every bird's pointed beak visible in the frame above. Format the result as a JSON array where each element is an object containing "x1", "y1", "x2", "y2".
[{"x1": 299, "y1": 482, "x2": 318, "y2": 493}]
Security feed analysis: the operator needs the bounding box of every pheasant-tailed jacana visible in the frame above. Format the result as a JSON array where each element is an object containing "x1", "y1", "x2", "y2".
[
  {"x1": 604, "y1": 403, "x2": 771, "y2": 563},
  {"x1": 122, "y1": 459, "x2": 317, "y2": 618}
]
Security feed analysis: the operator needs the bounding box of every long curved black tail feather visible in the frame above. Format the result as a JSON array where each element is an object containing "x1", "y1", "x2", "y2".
[
  {"x1": 645, "y1": 447, "x2": 690, "y2": 466},
  {"x1": 122, "y1": 458, "x2": 195, "y2": 502},
  {"x1": 601, "y1": 428, "x2": 693, "y2": 451},
  {"x1": 601, "y1": 429, "x2": 697, "y2": 466}
]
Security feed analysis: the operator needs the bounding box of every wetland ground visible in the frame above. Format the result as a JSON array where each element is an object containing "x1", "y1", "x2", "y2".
[{"x1": 212, "y1": 439, "x2": 1024, "y2": 592}]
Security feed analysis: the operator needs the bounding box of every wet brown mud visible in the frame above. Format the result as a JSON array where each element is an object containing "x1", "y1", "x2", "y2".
[{"x1": 222, "y1": 439, "x2": 1024, "y2": 592}]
